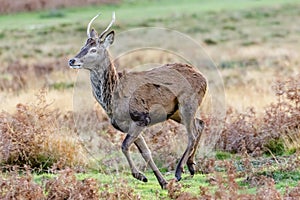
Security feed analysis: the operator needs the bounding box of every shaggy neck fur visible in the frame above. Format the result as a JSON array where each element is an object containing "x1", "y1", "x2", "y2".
[{"x1": 90, "y1": 51, "x2": 118, "y2": 117}]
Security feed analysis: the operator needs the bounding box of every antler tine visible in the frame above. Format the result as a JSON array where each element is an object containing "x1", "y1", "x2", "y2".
[
  {"x1": 87, "y1": 13, "x2": 101, "y2": 38},
  {"x1": 99, "y1": 12, "x2": 115, "y2": 39}
]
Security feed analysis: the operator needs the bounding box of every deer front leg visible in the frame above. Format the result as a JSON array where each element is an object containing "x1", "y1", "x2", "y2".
[
  {"x1": 134, "y1": 136, "x2": 168, "y2": 189},
  {"x1": 121, "y1": 124, "x2": 148, "y2": 182}
]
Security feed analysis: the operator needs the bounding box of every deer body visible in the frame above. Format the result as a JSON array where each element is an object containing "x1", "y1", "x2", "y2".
[{"x1": 69, "y1": 13, "x2": 207, "y2": 189}]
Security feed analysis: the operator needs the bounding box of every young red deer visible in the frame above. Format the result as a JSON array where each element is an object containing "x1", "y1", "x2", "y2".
[{"x1": 68, "y1": 13, "x2": 207, "y2": 189}]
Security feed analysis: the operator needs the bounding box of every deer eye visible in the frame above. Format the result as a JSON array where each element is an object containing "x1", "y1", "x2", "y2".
[{"x1": 90, "y1": 48, "x2": 97, "y2": 53}]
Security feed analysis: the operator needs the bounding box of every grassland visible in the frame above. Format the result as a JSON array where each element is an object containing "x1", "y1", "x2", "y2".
[{"x1": 0, "y1": 0, "x2": 300, "y2": 199}]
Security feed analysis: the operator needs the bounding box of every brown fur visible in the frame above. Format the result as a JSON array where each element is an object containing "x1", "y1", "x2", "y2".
[{"x1": 69, "y1": 14, "x2": 208, "y2": 189}]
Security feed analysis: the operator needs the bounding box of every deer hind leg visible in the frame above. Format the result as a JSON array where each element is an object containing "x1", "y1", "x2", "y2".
[
  {"x1": 175, "y1": 103, "x2": 199, "y2": 181},
  {"x1": 186, "y1": 118, "x2": 205, "y2": 176},
  {"x1": 134, "y1": 135, "x2": 168, "y2": 189},
  {"x1": 121, "y1": 124, "x2": 148, "y2": 182}
]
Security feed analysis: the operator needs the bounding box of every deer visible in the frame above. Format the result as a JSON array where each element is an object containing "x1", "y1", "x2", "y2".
[{"x1": 68, "y1": 12, "x2": 208, "y2": 189}]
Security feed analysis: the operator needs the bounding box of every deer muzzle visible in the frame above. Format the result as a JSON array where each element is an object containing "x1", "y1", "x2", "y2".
[{"x1": 68, "y1": 58, "x2": 82, "y2": 69}]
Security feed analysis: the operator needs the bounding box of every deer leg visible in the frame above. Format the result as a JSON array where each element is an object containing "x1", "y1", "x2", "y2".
[
  {"x1": 175, "y1": 104, "x2": 198, "y2": 181},
  {"x1": 134, "y1": 135, "x2": 168, "y2": 189},
  {"x1": 121, "y1": 124, "x2": 147, "y2": 182},
  {"x1": 175, "y1": 134, "x2": 195, "y2": 181},
  {"x1": 187, "y1": 118, "x2": 205, "y2": 176}
]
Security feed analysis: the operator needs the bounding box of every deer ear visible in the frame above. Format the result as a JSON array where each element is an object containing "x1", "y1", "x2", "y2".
[
  {"x1": 90, "y1": 28, "x2": 98, "y2": 38},
  {"x1": 102, "y1": 30, "x2": 115, "y2": 48}
]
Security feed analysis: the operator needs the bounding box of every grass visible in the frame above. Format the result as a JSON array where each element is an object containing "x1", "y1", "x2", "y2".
[
  {"x1": 215, "y1": 151, "x2": 232, "y2": 160},
  {"x1": 76, "y1": 171, "x2": 171, "y2": 198},
  {"x1": 0, "y1": 0, "x2": 300, "y2": 199},
  {"x1": 28, "y1": 154, "x2": 300, "y2": 199},
  {"x1": 0, "y1": 0, "x2": 299, "y2": 30}
]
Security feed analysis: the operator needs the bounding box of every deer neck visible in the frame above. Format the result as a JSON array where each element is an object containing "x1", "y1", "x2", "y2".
[{"x1": 90, "y1": 51, "x2": 118, "y2": 117}]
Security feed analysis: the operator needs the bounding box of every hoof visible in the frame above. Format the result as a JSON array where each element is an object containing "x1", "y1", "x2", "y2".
[
  {"x1": 132, "y1": 172, "x2": 148, "y2": 182},
  {"x1": 175, "y1": 167, "x2": 184, "y2": 181},
  {"x1": 160, "y1": 181, "x2": 168, "y2": 189},
  {"x1": 187, "y1": 161, "x2": 196, "y2": 176},
  {"x1": 175, "y1": 167, "x2": 183, "y2": 182},
  {"x1": 175, "y1": 174, "x2": 182, "y2": 182}
]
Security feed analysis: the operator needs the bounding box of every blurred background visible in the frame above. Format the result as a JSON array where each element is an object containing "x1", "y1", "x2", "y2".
[
  {"x1": 0, "y1": 0, "x2": 299, "y2": 198},
  {"x1": 0, "y1": 0, "x2": 118, "y2": 13}
]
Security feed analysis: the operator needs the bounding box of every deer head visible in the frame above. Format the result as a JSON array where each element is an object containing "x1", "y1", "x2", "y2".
[{"x1": 68, "y1": 12, "x2": 115, "y2": 70}]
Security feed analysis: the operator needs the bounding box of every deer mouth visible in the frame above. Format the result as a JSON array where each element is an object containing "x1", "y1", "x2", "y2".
[
  {"x1": 68, "y1": 58, "x2": 82, "y2": 69},
  {"x1": 69, "y1": 65, "x2": 82, "y2": 69}
]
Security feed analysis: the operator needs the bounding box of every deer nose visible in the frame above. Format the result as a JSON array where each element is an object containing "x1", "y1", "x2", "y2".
[{"x1": 69, "y1": 59, "x2": 75, "y2": 66}]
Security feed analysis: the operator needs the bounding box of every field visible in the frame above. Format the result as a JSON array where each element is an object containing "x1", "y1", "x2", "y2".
[{"x1": 0, "y1": 0, "x2": 300, "y2": 199}]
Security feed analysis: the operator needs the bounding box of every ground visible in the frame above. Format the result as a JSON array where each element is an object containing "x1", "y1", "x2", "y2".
[{"x1": 0, "y1": 0, "x2": 299, "y2": 199}]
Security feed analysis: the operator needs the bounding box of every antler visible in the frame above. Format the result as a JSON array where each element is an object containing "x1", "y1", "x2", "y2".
[
  {"x1": 99, "y1": 12, "x2": 116, "y2": 39},
  {"x1": 87, "y1": 13, "x2": 101, "y2": 38}
]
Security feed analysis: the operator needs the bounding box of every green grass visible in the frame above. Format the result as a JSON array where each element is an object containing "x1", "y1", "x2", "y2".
[
  {"x1": 0, "y1": 0, "x2": 299, "y2": 68},
  {"x1": 31, "y1": 166, "x2": 300, "y2": 199},
  {"x1": 215, "y1": 151, "x2": 233, "y2": 160},
  {"x1": 1, "y1": 0, "x2": 300, "y2": 199},
  {"x1": 32, "y1": 151, "x2": 300, "y2": 199},
  {"x1": 258, "y1": 169, "x2": 300, "y2": 184},
  {"x1": 0, "y1": 0, "x2": 299, "y2": 30},
  {"x1": 33, "y1": 171, "x2": 172, "y2": 199},
  {"x1": 32, "y1": 171, "x2": 218, "y2": 199},
  {"x1": 83, "y1": 172, "x2": 171, "y2": 198}
]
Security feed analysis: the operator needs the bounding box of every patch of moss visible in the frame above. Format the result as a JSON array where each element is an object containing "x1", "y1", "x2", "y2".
[
  {"x1": 215, "y1": 151, "x2": 232, "y2": 160},
  {"x1": 264, "y1": 138, "x2": 285, "y2": 156}
]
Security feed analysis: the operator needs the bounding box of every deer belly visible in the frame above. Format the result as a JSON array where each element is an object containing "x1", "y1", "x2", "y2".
[{"x1": 128, "y1": 83, "x2": 178, "y2": 126}]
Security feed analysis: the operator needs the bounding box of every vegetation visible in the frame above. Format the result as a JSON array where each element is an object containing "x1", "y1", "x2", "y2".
[
  {"x1": 0, "y1": 0, "x2": 119, "y2": 14},
  {"x1": 0, "y1": 0, "x2": 299, "y2": 199},
  {"x1": 0, "y1": 90, "x2": 88, "y2": 170}
]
